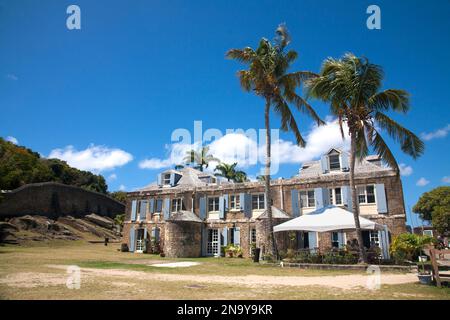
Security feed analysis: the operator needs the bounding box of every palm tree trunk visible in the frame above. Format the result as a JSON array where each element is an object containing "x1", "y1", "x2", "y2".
[
  {"x1": 349, "y1": 133, "x2": 368, "y2": 263},
  {"x1": 264, "y1": 98, "x2": 277, "y2": 259}
]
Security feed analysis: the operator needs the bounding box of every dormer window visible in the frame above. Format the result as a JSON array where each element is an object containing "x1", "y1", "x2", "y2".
[
  {"x1": 329, "y1": 154, "x2": 341, "y2": 171},
  {"x1": 163, "y1": 173, "x2": 171, "y2": 185}
]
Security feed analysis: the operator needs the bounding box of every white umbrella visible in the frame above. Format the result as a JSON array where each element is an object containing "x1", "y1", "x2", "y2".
[{"x1": 273, "y1": 205, "x2": 384, "y2": 233}]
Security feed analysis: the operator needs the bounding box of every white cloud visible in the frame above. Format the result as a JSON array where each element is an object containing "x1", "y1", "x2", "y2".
[
  {"x1": 416, "y1": 177, "x2": 430, "y2": 187},
  {"x1": 108, "y1": 173, "x2": 117, "y2": 181},
  {"x1": 442, "y1": 176, "x2": 450, "y2": 184},
  {"x1": 139, "y1": 119, "x2": 350, "y2": 171},
  {"x1": 399, "y1": 163, "x2": 413, "y2": 177},
  {"x1": 5, "y1": 136, "x2": 18, "y2": 145},
  {"x1": 119, "y1": 184, "x2": 126, "y2": 191},
  {"x1": 421, "y1": 124, "x2": 450, "y2": 141},
  {"x1": 48, "y1": 144, "x2": 133, "y2": 172},
  {"x1": 6, "y1": 74, "x2": 18, "y2": 81}
]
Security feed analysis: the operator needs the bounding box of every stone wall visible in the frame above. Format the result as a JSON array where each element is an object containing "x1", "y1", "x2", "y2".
[
  {"x1": 0, "y1": 182, "x2": 124, "y2": 218},
  {"x1": 164, "y1": 221, "x2": 201, "y2": 258}
]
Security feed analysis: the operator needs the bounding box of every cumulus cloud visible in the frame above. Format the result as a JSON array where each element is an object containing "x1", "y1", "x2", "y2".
[
  {"x1": 399, "y1": 163, "x2": 413, "y2": 177},
  {"x1": 5, "y1": 136, "x2": 18, "y2": 145},
  {"x1": 421, "y1": 124, "x2": 450, "y2": 141},
  {"x1": 6, "y1": 74, "x2": 18, "y2": 81},
  {"x1": 119, "y1": 184, "x2": 126, "y2": 191},
  {"x1": 139, "y1": 120, "x2": 350, "y2": 172},
  {"x1": 416, "y1": 177, "x2": 430, "y2": 187},
  {"x1": 442, "y1": 176, "x2": 450, "y2": 184},
  {"x1": 108, "y1": 173, "x2": 117, "y2": 181},
  {"x1": 48, "y1": 144, "x2": 133, "y2": 172}
]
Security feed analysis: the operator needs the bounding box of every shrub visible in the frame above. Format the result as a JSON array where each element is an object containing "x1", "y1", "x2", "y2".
[{"x1": 390, "y1": 233, "x2": 434, "y2": 264}]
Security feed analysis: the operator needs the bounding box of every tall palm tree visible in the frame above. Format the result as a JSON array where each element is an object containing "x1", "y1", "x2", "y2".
[
  {"x1": 214, "y1": 162, "x2": 248, "y2": 182},
  {"x1": 183, "y1": 146, "x2": 219, "y2": 172},
  {"x1": 226, "y1": 25, "x2": 324, "y2": 258},
  {"x1": 306, "y1": 53, "x2": 424, "y2": 263}
]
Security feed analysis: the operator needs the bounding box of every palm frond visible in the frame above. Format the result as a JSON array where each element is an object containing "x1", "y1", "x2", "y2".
[
  {"x1": 375, "y1": 112, "x2": 424, "y2": 159},
  {"x1": 368, "y1": 89, "x2": 410, "y2": 113}
]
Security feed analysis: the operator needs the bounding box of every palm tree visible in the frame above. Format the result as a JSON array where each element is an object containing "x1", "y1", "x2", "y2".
[
  {"x1": 306, "y1": 53, "x2": 424, "y2": 263},
  {"x1": 183, "y1": 146, "x2": 219, "y2": 172},
  {"x1": 226, "y1": 25, "x2": 324, "y2": 258},
  {"x1": 214, "y1": 162, "x2": 248, "y2": 182}
]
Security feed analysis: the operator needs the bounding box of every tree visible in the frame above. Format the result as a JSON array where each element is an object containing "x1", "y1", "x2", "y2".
[
  {"x1": 226, "y1": 25, "x2": 323, "y2": 258},
  {"x1": 0, "y1": 137, "x2": 109, "y2": 193},
  {"x1": 413, "y1": 186, "x2": 450, "y2": 235},
  {"x1": 183, "y1": 146, "x2": 219, "y2": 172},
  {"x1": 109, "y1": 191, "x2": 127, "y2": 204},
  {"x1": 306, "y1": 53, "x2": 424, "y2": 263},
  {"x1": 214, "y1": 162, "x2": 248, "y2": 182}
]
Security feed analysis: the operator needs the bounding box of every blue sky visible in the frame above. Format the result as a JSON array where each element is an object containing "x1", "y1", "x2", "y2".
[{"x1": 1, "y1": 0, "x2": 449, "y2": 227}]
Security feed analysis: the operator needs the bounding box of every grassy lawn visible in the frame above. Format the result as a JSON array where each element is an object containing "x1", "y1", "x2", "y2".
[{"x1": 0, "y1": 242, "x2": 449, "y2": 300}]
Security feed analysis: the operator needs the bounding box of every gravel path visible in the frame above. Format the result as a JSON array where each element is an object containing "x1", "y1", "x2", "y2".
[{"x1": 0, "y1": 265, "x2": 414, "y2": 290}]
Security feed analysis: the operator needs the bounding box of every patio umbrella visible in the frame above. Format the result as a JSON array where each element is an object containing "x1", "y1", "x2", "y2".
[{"x1": 273, "y1": 205, "x2": 384, "y2": 233}]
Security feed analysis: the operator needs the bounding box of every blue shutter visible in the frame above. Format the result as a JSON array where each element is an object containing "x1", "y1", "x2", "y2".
[
  {"x1": 342, "y1": 186, "x2": 353, "y2": 212},
  {"x1": 155, "y1": 227, "x2": 160, "y2": 242},
  {"x1": 322, "y1": 188, "x2": 330, "y2": 207},
  {"x1": 201, "y1": 227, "x2": 207, "y2": 256},
  {"x1": 320, "y1": 155, "x2": 329, "y2": 174},
  {"x1": 199, "y1": 196, "x2": 206, "y2": 220},
  {"x1": 291, "y1": 189, "x2": 300, "y2": 217},
  {"x1": 241, "y1": 193, "x2": 252, "y2": 218},
  {"x1": 219, "y1": 196, "x2": 225, "y2": 219},
  {"x1": 379, "y1": 225, "x2": 390, "y2": 259},
  {"x1": 163, "y1": 198, "x2": 170, "y2": 220},
  {"x1": 314, "y1": 188, "x2": 324, "y2": 209},
  {"x1": 130, "y1": 200, "x2": 137, "y2": 221},
  {"x1": 222, "y1": 227, "x2": 228, "y2": 247},
  {"x1": 151, "y1": 227, "x2": 156, "y2": 239},
  {"x1": 340, "y1": 152, "x2": 349, "y2": 171},
  {"x1": 337, "y1": 232, "x2": 344, "y2": 248},
  {"x1": 375, "y1": 184, "x2": 388, "y2": 214},
  {"x1": 143, "y1": 227, "x2": 148, "y2": 251},
  {"x1": 169, "y1": 173, "x2": 175, "y2": 186},
  {"x1": 223, "y1": 194, "x2": 229, "y2": 211},
  {"x1": 157, "y1": 174, "x2": 162, "y2": 187},
  {"x1": 139, "y1": 200, "x2": 147, "y2": 220},
  {"x1": 308, "y1": 232, "x2": 317, "y2": 253},
  {"x1": 234, "y1": 227, "x2": 240, "y2": 246},
  {"x1": 129, "y1": 228, "x2": 135, "y2": 252},
  {"x1": 149, "y1": 199, "x2": 155, "y2": 214}
]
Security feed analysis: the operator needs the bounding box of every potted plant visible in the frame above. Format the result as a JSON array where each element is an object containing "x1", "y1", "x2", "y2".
[{"x1": 417, "y1": 256, "x2": 432, "y2": 285}]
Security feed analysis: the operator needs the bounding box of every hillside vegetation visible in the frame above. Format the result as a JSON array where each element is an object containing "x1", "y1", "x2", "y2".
[{"x1": 0, "y1": 138, "x2": 107, "y2": 194}]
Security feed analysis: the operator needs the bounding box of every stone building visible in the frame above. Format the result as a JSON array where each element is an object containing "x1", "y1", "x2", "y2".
[{"x1": 122, "y1": 148, "x2": 407, "y2": 258}]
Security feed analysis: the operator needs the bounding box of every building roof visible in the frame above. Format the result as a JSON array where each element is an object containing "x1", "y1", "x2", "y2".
[
  {"x1": 138, "y1": 167, "x2": 217, "y2": 192},
  {"x1": 166, "y1": 210, "x2": 203, "y2": 223},
  {"x1": 257, "y1": 206, "x2": 290, "y2": 219},
  {"x1": 298, "y1": 150, "x2": 392, "y2": 179}
]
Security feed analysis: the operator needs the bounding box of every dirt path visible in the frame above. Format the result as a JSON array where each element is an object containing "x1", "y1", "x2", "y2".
[{"x1": 0, "y1": 265, "x2": 418, "y2": 290}]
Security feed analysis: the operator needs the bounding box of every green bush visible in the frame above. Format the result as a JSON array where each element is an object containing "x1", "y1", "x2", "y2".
[{"x1": 390, "y1": 233, "x2": 434, "y2": 264}]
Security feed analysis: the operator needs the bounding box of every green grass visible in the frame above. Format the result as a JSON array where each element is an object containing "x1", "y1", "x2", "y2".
[{"x1": 0, "y1": 242, "x2": 449, "y2": 300}]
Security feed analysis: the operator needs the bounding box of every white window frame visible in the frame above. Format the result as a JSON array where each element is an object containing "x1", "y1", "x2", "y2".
[
  {"x1": 163, "y1": 173, "x2": 171, "y2": 185},
  {"x1": 357, "y1": 185, "x2": 376, "y2": 204},
  {"x1": 329, "y1": 187, "x2": 343, "y2": 205},
  {"x1": 328, "y1": 153, "x2": 341, "y2": 171},
  {"x1": 331, "y1": 232, "x2": 340, "y2": 248},
  {"x1": 229, "y1": 195, "x2": 241, "y2": 211},
  {"x1": 369, "y1": 231, "x2": 380, "y2": 246},
  {"x1": 208, "y1": 196, "x2": 220, "y2": 212},
  {"x1": 251, "y1": 193, "x2": 265, "y2": 210},
  {"x1": 300, "y1": 190, "x2": 315, "y2": 208},
  {"x1": 171, "y1": 198, "x2": 184, "y2": 212},
  {"x1": 250, "y1": 228, "x2": 257, "y2": 244},
  {"x1": 423, "y1": 230, "x2": 433, "y2": 237}
]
